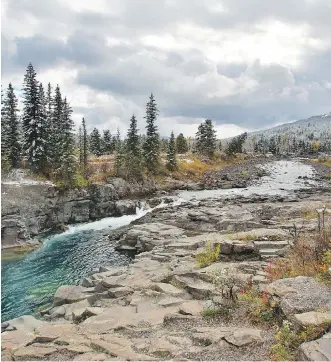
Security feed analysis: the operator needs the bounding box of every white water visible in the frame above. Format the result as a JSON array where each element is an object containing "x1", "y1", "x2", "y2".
[{"x1": 178, "y1": 160, "x2": 317, "y2": 200}]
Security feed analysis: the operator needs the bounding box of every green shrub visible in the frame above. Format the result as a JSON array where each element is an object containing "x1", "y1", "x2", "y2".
[
  {"x1": 270, "y1": 320, "x2": 331, "y2": 361},
  {"x1": 196, "y1": 241, "x2": 221, "y2": 268}
]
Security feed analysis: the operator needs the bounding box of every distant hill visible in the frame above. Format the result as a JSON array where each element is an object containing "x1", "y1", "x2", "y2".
[{"x1": 223, "y1": 112, "x2": 331, "y2": 154}]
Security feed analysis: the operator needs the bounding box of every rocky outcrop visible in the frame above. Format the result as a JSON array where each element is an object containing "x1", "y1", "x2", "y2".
[{"x1": 1, "y1": 178, "x2": 159, "y2": 248}]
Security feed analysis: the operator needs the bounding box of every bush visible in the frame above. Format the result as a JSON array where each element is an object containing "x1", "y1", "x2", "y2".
[
  {"x1": 196, "y1": 241, "x2": 221, "y2": 268},
  {"x1": 270, "y1": 320, "x2": 331, "y2": 361},
  {"x1": 239, "y1": 288, "x2": 282, "y2": 326}
]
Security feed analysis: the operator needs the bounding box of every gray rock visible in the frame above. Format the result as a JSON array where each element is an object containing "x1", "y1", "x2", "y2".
[
  {"x1": 266, "y1": 276, "x2": 331, "y2": 318},
  {"x1": 53, "y1": 285, "x2": 90, "y2": 307},
  {"x1": 299, "y1": 333, "x2": 331, "y2": 361}
]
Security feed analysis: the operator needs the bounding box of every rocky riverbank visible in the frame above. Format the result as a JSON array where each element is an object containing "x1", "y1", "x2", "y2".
[{"x1": 2, "y1": 185, "x2": 331, "y2": 361}]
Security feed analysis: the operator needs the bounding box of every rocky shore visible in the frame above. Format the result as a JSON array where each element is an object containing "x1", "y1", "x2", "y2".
[{"x1": 2, "y1": 184, "x2": 331, "y2": 361}]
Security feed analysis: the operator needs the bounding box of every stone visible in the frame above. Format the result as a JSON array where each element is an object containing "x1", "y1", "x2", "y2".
[
  {"x1": 266, "y1": 277, "x2": 331, "y2": 318},
  {"x1": 5, "y1": 315, "x2": 45, "y2": 333},
  {"x1": 53, "y1": 285, "x2": 89, "y2": 306},
  {"x1": 72, "y1": 307, "x2": 105, "y2": 323},
  {"x1": 13, "y1": 346, "x2": 58, "y2": 359},
  {"x1": 108, "y1": 286, "x2": 133, "y2": 298},
  {"x1": 224, "y1": 328, "x2": 263, "y2": 347},
  {"x1": 153, "y1": 282, "x2": 184, "y2": 296},
  {"x1": 73, "y1": 352, "x2": 109, "y2": 361},
  {"x1": 299, "y1": 333, "x2": 331, "y2": 361},
  {"x1": 157, "y1": 297, "x2": 188, "y2": 308},
  {"x1": 173, "y1": 275, "x2": 214, "y2": 299},
  {"x1": 1, "y1": 330, "x2": 35, "y2": 350},
  {"x1": 90, "y1": 334, "x2": 153, "y2": 360},
  {"x1": 178, "y1": 301, "x2": 204, "y2": 316},
  {"x1": 149, "y1": 337, "x2": 179, "y2": 358},
  {"x1": 1, "y1": 350, "x2": 14, "y2": 361},
  {"x1": 49, "y1": 306, "x2": 66, "y2": 320},
  {"x1": 294, "y1": 312, "x2": 331, "y2": 327}
]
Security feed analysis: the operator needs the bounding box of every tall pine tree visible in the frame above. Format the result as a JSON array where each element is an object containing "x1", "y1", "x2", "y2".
[
  {"x1": 2, "y1": 83, "x2": 21, "y2": 168},
  {"x1": 143, "y1": 93, "x2": 160, "y2": 173},
  {"x1": 102, "y1": 130, "x2": 112, "y2": 154},
  {"x1": 90, "y1": 128, "x2": 102, "y2": 156},
  {"x1": 82, "y1": 118, "x2": 88, "y2": 169},
  {"x1": 51, "y1": 85, "x2": 63, "y2": 168},
  {"x1": 176, "y1": 133, "x2": 188, "y2": 154},
  {"x1": 166, "y1": 131, "x2": 177, "y2": 171},
  {"x1": 195, "y1": 119, "x2": 216, "y2": 157},
  {"x1": 125, "y1": 114, "x2": 142, "y2": 179},
  {"x1": 22, "y1": 63, "x2": 45, "y2": 171}
]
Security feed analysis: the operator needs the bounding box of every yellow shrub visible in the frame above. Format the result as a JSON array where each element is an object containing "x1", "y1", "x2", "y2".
[{"x1": 196, "y1": 241, "x2": 221, "y2": 268}]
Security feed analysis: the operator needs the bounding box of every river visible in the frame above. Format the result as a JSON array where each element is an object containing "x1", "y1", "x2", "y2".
[{"x1": 1, "y1": 160, "x2": 318, "y2": 322}]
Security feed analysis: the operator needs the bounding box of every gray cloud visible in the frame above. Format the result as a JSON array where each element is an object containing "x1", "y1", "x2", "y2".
[{"x1": 1, "y1": 0, "x2": 331, "y2": 135}]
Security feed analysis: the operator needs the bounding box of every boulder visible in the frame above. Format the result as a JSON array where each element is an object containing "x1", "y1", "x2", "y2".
[
  {"x1": 153, "y1": 283, "x2": 185, "y2": 296},
  {"x1": 294, "y1": 312, "x2": 331, "y2": 327},
  {"x1": 173, "y1": 275, "x2": 214, "y2": 299},
  {"x1": 299, "y1": 332, "x2": 331, "y2": 361},
  {"x1": 224, "y1": 328, "x2": 263, "y2": 347},
  {"x1": 5, "y1": 315, "x2": 45, "y2": 333},
  {"x1": 178, "y1": 301, "x2": 204, "y2": 316},
  {"x1": 266, "y1": 277, "x2": 331, "y2": 318},
  {"x1": 108, "y1": 286, "x2": 133, "y2": 298},
  {"x1": 53, "y1": 285, "x2": 90, "y2": 306},
  {"x1": 115, "y1": 200, "x2": 136, "y2": 216}
]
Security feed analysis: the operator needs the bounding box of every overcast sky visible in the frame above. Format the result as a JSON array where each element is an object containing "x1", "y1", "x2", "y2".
[{"x1": 2, "y1": 0, "x2": 331, "y2": 138}]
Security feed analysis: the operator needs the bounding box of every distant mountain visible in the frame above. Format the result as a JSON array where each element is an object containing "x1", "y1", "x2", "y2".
[
  {"x1": 222, "y1": 112, "x2": 331, "y2": 154},
  {"x1": 249, "y1": 112, "x2": 331, "y2": 140}
]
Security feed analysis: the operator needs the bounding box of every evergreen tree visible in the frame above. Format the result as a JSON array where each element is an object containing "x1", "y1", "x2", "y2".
[
  {"x1": 114, "y1": 139, "x2": 125, "y2": 177},
  {"x1": 57, "y1": 97, "x2": 76, "y2": 185},
  {"x1": 79, "y1": 126, "x2": 83, "y2": 165},
  {"x1": 102, "y1": 130, "x2": 112, "y2": 154},
  {"x1": 1, "y1": 87, "x2": 9, "y2": 164},
  {"x1": 176, "y1": 133, "x2": 189, "y2": 154},
  {"x1": 82, "y1": 118, "x2": 88, "y2": 169},
  {"x1": 34, "y1": 83, "x2": 48, "y2": 171},
  {"x1": 125, "y1": 114, "x2": 142, "y2": 179},
  {"x1": 45, "y1": 82, "x2": 54, "y2": 170},
  {"x1": 2, "y1": 83, "x2": 21, "y2": 168},
  {"x1": 143, "y1": 93, "x2": 160, "y2": 173},
  {"x1": 22, "y1": 63, "x2": 45, "y2": 171},
  {"x1": 90, "y1": 128, "x2": 102, "y2": 156},
  {"x1": 195, "y1": 119, "x2": 216, "y2": 157},
  {"x1": 226, "y1": 132, "x2": 247, "y2": 156},
  {"x1": 51, "y1": 85, "x2": 63, "y2": 167},
  {"x1": 166, "y1": 131, "x2": 177, "y2": 171}
]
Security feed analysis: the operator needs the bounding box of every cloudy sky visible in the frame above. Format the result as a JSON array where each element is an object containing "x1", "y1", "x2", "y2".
[{"x1": 2, "y1": 0, "x2": 331, "y2": 138}]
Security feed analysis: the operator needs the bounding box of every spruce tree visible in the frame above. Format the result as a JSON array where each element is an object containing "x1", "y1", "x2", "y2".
[
  {"x1": 45, "y1": 82, "x2": 54, "y2": 171},
  {"x1": 114, "y1": 137, "x2": 125, "y2": 177},
  {"x1": 102, "y1": 130, "x2": 112, "y2": 154},
  {"x1": 90, "y1": 128, "x2": 102, "y2": 156},
  {"x1": 34, "y1": 83, "x2": 47, "y2": 171},
  {"x1": 58, "y1": 97, "x2": 76, "y2": 185},
  {"x1": 22, "y1": 63, "x2": 44, "y2": 171},
  {"x1": 2, "y1": 83, "x2": 21, "y2": 168},
  {"x1": 126, "y1": 114, "x2": 142, "y2": 179},
  {"x1": 82, "y1": 118, "x2": 88, "y2": 169},
  {"x1": 51, "y1": 85, "x2": 63, "y2": 168},
  {"x1": 176, "y1": 133, "x2": 188, "y2": 154},
  {"x1": 166, "y1": 131, "x2": 177, "y2": 171},
  {"x1": 195, "y1": 119, "x2": 216, "y2": 157},
  {"x1": 143, "y1": 93, "x2": 160, "y2": 173},
  {"x1": 79, "y1": 126, "x2": 83, "y2": 165},
  {"x1": 1, "y1": 87, "x2": 9, "y2": 164}
]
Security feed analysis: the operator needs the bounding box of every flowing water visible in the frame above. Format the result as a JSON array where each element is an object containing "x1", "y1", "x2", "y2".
[{"x1": 1, "y1": 160, "x2": 318, "y2": 321}]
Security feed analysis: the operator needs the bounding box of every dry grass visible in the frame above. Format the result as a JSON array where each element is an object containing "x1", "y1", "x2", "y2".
[{"x1": 264, "y1": 216, "x2": 331, "y2": 283}]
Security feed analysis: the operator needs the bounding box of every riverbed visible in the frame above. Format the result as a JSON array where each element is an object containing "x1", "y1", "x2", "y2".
[{"x1": 1, "y1": 160, "x2": 320, "y2": 321}]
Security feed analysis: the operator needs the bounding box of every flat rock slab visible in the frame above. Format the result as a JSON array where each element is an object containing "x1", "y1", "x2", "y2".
[
  {"x1": 224, "y1": 328, "x2": 263, "y2": 347},
  {"x1": 178, "y1": 301, "x2": 204, "y2": 316},
  {"x1": 153, "y1": 282, "x2": 185, "y2": 296},
  {"x1": 294, "y1": 311, "x2": 331, "y2": 327},
  {"x1": 53, "y1": 285, "x2": 90, "y2": 306},
  {"x1": 13, "y1": 346, "x2": 58, "y2": 359},
  {"x1": 299, "y1": 332, "x2": 331, "y2": 361},
  {"x1": 5, "y1": 315, "x2": 45, "y2": 332},
  {"x1": 266, "y1": 276, "x2": 331, "y2": 318}
]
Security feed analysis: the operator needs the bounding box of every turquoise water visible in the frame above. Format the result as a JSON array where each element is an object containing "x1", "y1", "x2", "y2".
[{"x1": 1, "y1": 228, "x2": 131, "y2": 322}]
